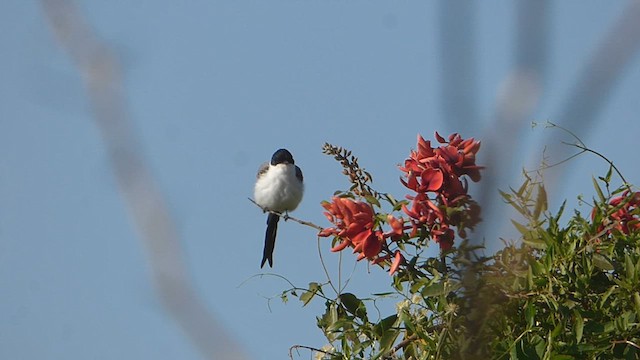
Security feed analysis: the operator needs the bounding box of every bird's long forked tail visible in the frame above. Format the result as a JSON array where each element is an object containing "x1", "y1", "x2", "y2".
[{"x1": 261, "y1": 213, "x2": 280, "y2": 268}]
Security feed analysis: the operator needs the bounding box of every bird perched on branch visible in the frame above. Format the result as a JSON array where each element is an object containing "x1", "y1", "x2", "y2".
[{"x1": 254, "y1": 149, "x2": 304, "y2": 268}]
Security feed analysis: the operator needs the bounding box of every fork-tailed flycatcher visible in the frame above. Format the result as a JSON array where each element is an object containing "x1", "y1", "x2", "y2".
[{"x1": 254, "y1": 149, "x2": 304, "y2": 268}]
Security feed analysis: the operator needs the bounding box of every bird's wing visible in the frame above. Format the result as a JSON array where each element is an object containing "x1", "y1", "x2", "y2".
[
  {"x1": 295, "y1": 165, "x2": 303, "y2": 182},
  {"x1": 256, "y1": 162, "x2": 269, "y2": 179}
]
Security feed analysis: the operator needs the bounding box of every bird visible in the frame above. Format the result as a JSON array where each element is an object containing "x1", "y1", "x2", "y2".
[{"x1": 254, "y1": 148, "x2": 304, "y2": 268}]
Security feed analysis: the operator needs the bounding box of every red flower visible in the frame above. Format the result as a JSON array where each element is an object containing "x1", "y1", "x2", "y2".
[
  {"x1": 352, "y1": 230, "x2": 384, "y2": 260},
  {"x1": 389, "y1": 251, "x2": 404, "y2": 275},
  {"x1": 432, "y1": 227, "x2": 454, "y2": 251},
  {"x1": 385, "y1": 215, "x2": 406, "y2": 240},
  {"x1": 399, "y1": 132, "x2": 483, "y2": 249},
  {"x1": 402, "y1": 193, "x2": 443, "y2": 225},
  {"x1": 593, "y1": 191, "x2": 640, "y2": 236},
  {"x1": 319, "y1": 197, "x2": 384, "y2": 261},
  {"x1": 400, "y1": 168, "x2": 444, "y2": 193}
]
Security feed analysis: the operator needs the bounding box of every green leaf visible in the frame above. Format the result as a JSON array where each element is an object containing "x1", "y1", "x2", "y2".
[
  {"x1": 300, "y1": 282, "x2": 321, "y2": 306},
  {"x1": 625, "y1": 253, "x2": 635, "y2": 281},
  {"x1": 499, "y1": 190, "x2": 512, "y2": 203},
  {"x1": 604, "y1": 164, "x2": 613, "y2": 183},
  {"x1": 574, "y1": 310, "x2": 584, "y2": 343},
  {"x1": 532, "y1": 335, "x2": 545, "y2": 357},
  {"x1": 526, "y1": 265, "x2": 534, "y2": 289},
  {"x1": 533, "y1": 183, "x2": 548, "y2": 219},
  {"x1": 373, "y1": 315, "x2": 400, "y2": 357},
  {"x1": 399, "y1": 310, "x2": 416, "y2": 332},
  {"x1": 603, "y1": 321, "x2": 615, "y2": 333},
  {"x1": 510, "y1": 343, "x2": 518, "y2": 359},
  {"x1": 523, "y1": 234, "x2": 547, "y2": 250},
  {"x1": 551, "y1": 321, "x2": 564, "y2": 338},
  {"x1": 511, "y1": 220, "x2": 530, "y2": 235},
  {"x1": 593, "y1": 253, "x2": 614, "y2": 271},
  {"x1": 421, "y1": 281, "x2": 445, "y2": 297},
  {"x1": 600, "y1": 286, "x2": 617, "y2": 308},
  {"x1": 383, "y1": 193, "x2": 397, "y2": 206},
  {"x1": 392, "y1": 199, "x2": 410, "y2": 212},
  {"x1": 517, "y1": 177, "x2": 531, "y2": 198},
  {"x1": 525, "y1": 301, "x2": 536, "y2": 329},
  {"x1": 365, "y1": 195, "x2": 381, "y2": 208},
  {"x1": 554, "y1": 200, "x2": 567, "y2": 222},
  {"x1": 328, "y1": 319, "x2": 353, "y2": 333},
  {"x1": 592, "y1": 176, "x2": 606, "y2": 203},
  {"x1": 317, "y1": 302, "x2": 339, "y2": 341},
  {"x1": 339, "y1": 293, "x2": 367, "y2": 320},
  {"x1": 529, "y1": 258, "x2": 544, "y2": 276},
  {"x1": 378, "y1": 329, "x2": 400, "y2": 356},
  {"x1": 373, "y1": 314, "x2": 398, "y2": 336}
]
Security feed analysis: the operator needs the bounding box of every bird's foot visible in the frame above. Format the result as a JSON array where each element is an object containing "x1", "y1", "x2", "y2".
[{"x1": 283, "y1": 212, "x2": 290, "y2": 221}]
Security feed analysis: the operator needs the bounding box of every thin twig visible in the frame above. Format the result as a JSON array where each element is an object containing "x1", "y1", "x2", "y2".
[
  {"x1": 611, "y1": 339, "x2": 640, "y2": 351},
  {"x1": 249, "y1": 198, "x2": 324, "y2": 231},
  {"x1": 239, "y1": 273, "x2": 297, "y2": 290},
  {"x1": 547, "y1": 121, "x2": 631, "y2": 189},
  {"x1": 563, "y1": 142, "x2": 630, "y2": 189},
  {"x1": 288, "y1": 344, "x2": 337, "y2": 360},
  {"x1": 338, "y1": 248, "x2": 343, "y2": 294},
  {"x1": 386, "y1": 334, "x2": 418, "y2": 357},
  {"x1": 339, "y1": 255, "x2": 359, "y2": 293},
  {"x1": 238, "y1": 273, "x2": 333, "y2": 303},
  {"x1": 526, "y1": 149, "x2": 587, "y2": 174},
  {"x1": 317, "y1": 237, "x2": 339, "y2": 295},
  {"x1": 542, "y1": 0, "x2": 640, "y2": 196}
]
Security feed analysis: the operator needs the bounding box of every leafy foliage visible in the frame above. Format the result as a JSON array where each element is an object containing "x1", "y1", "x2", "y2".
[
  {"x1": 279, "y1": 134, "x2": 640, "y2": 359},
  {"x1": 479, "y1": 174, "x2": 640, "y2": 359}
]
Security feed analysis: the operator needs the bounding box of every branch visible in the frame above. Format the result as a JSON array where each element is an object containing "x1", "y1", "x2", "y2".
[
  {"x1": 546, "y1": 120, "x2": 630, "y2": 190},
  {"x1": 611, "y1": 340, "x2": 640, "y2": 351},
  {"x1": 248, "y1": 198, "x2": 324, "y2": 231},
  {"x1": 562, "y1": 141, "x2": 630, "y2": 189},
  {"x1": 40, "y1": 1, "x2": 247, "y2": 359},
  {"x1": 475, "y1": 0, "x2": 550, "y2": 246},
  {"x1": 393, "y1": 334, "x2": 419, "y2": 354}
]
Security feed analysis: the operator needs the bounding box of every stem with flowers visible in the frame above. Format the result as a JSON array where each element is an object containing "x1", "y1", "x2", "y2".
[
  {"x1": 318, "y1": 133, "x2": 483, "y2": 278},
  {"x1": 301, "y1": 132, "x2": 486, "y2": 359}
]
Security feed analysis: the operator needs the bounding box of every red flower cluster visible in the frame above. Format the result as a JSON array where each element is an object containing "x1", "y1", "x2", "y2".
[
  {"x1": 318, "y1": 197, "x2": 406, "y2": 273},
  {"x1": 400, "y1": 132, "x2": 483, "y2": 250},
  {"x1": 319, "y1": 132, "x2": 483, "y2": 275},
  {"x1": 319, "y1": 197, "x2": 383, "y2": 260},
  {"x1": 593, "y1": 190, "x2": 640, "y2": 236}
]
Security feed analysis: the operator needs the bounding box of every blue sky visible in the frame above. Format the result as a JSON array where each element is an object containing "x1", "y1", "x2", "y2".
[{"x1": 2, "y1": 1, "x2": 640, "y2": 359}]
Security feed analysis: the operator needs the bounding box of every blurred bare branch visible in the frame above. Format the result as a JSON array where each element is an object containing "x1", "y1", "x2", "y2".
[
  {"x1": 545, "y1": 0, "x2": 640, "y2": 192},
  {"x1": 466, "y1": 2, "x2": 550, "y2": 357},
  {"x1": 40, "y1": 1, "x2": 247, "y2": 359},
  {"x1": 476, "y1": 0, "x2": 550, "y2": 244},
  {"x1": 438, "y1": 0, "x2": 478, "y2": 133}
]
